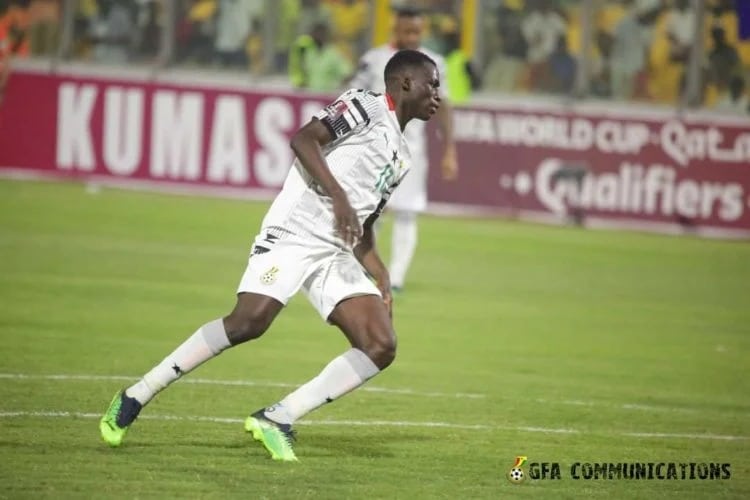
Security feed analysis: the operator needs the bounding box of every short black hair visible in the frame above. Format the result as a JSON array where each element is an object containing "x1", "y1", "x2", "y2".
[{"x1": 384, "y1": 49, "x2": 436, "y2": 82}]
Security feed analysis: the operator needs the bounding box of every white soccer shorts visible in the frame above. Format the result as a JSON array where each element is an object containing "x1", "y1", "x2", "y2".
[{"x1": 236, "y1": 236, "x2": 380, "y2": 321}]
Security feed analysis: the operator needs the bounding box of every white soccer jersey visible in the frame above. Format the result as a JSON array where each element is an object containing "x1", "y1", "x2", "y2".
[
  {"x1": 349, "y1": 44, "x2": 447, "y2": 212},
  {"x1": 257, "y1": 89, "x2": 412, "y2": 248}
]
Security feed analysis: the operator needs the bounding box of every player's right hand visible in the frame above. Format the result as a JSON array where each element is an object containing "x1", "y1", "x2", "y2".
[
  {"x1": 379, "y1": 284, "x2": 393, "y2": 319},
  {"x1": 332, "y1": 196, "x2": 361, "y2": 247},
  {"x1": 441, "y1": 145, "x2": 458, "y2": 180}
]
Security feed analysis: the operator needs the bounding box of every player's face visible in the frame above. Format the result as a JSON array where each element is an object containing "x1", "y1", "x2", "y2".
[
  {"x1": 408, "y1": 64, "x2": 440, "y2": 121},
  {"x1": 394, "y1": 17, "x2": 424, "y2": 50}
]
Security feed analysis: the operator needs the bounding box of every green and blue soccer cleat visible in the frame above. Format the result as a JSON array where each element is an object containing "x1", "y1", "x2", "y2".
[
  {"x1": 99, "y1": 390, "x2": 142, "y2": 447},
  {"x1": 245, "y1": 410, "x2": 298, "y2": 462}
]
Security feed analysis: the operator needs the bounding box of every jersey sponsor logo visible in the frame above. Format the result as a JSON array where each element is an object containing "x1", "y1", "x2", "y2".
[{"x1": 375, "y1": 163, "x2": 396, "y2": 194}]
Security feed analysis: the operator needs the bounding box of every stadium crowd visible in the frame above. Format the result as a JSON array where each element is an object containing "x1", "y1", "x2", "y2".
[{"x1": 1, "y1": 0, "x2": 749, "y2": 113}]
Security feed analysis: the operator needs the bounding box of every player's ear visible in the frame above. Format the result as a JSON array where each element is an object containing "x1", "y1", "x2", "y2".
[{"x1": 402, "y1": 76, "x2": 412, "y2": 92}]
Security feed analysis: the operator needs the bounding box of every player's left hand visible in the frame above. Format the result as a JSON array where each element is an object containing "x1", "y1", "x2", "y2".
[
  {"x1": 441, "y1": 145, "x2": 458, "y2": 180},
  {"x1": 332, "y1": 195, "x2": 362, "y2": 247}
]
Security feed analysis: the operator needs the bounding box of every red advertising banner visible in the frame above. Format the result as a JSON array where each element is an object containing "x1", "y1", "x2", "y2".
[
  {"x1": 428, "y1": 104, "x2": 750, "y2": 237},
  {"x1": 2, "y1": 68, "x2": 749, "y2": 238},
  {"x1": 0, "y1": 70, "x2": 330, "y2": 196}
]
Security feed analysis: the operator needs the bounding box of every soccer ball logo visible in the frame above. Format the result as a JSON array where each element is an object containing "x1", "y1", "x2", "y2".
[
  {"x1": 506, "y1": 456, "x2": 527, "y2": 485},
  {"x1": 508, "y1": 467, "x2": 524, "y2": 483}
]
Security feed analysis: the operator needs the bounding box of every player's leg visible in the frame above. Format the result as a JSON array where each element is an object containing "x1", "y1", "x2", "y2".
[
  {"x1": 263, "y1": 294, "x2": 393, "y2": 419},
  {"x1": 100, "y1": 292, "x2": 283, "y2": 447},
  {"x1": 389, "y1": 209, "x2": 418, "y2": 291},
  {"x1": 247, "y1": 295, "x2": 392, "y2": 460},
  {"x1": 387, "y1": 145, "x2": 427, "y2": 292},
  {"x1": 100, "y1": 235, "x2": 311, "y2": 448},
  {"x1": 127, "y1": 292, "x2": 283, "y2": 405},
  {"x1": 246, "y1": 255, "x2": 393, "y2": 460}
]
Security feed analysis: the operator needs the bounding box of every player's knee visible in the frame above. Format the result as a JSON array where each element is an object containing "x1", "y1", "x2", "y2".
[
  {"x1": 362, "y1": 327, "x2": 397, "y2": 370},
  {"x1": 223, "y1": 304, "x2": 274, "y2": 345}
]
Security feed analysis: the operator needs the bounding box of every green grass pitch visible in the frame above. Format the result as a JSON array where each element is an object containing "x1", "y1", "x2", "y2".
[{"x1": 0, "y1": 179, "x2": 749, "y2": 499}]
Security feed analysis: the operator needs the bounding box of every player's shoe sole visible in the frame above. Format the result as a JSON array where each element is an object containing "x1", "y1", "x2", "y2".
[
  {"x1": 245, "y1": 412, "x2": 298, "y2": 462},
  {"x1": 99, "y1": 389, "x2": 142, "y2": 447}
]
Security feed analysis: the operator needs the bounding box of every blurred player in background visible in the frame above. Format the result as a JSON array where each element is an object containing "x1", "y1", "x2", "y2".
[
  {"x1": 349, "y1": 6, "x2": 458, "y2": 292},
  {"x1": 100, "y1": 49, "x2": 442, "y2": 462}
]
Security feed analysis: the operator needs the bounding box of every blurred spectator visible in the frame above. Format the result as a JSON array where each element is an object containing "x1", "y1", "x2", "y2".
[
  {"x1": 72, "y1": 0, "x2": 95, "y2": 57},
  {"x1": 326, "y1": 0, "x2": 368, "y2": 65},
  {"x1": 0, "y1": 1, "x2": 12, "y2": 105},
  {"x1": 713, "y1": 75, "x2": 750, "y2": 114},
  {"x1": 288, "y1": 21, "x2": 350, "y2": 92},
  {"x1": 584, "y1": 2, "x2": 623, "y2": 98},
  {"x1": 647, "y1": 2, "x2": 688, "y2": 103},
  {"x1": 589, "y1": 28, "x2": 614, "y2": 97},
  {"x1": 543, "y1": 34, "x2": 576, "y2": 94},
  {"x1": 443, "y1": 30, "x2": 480, "y2": 103},
  {"x1": 134, "y1": 0, "x2": 161, "y2": 61},
  {"x1": 273, "y1": 0, "x2": 331, "y2": 72},
  {"x1": 272, "y1": 0, "x2": 301, "y2": 71},
  {"x1": 213, "y1": 0, "x2": 262, "y2": 68},
  {"x1": 87, "y1": 0, "x2": 136, "y2": 63},
  {"x1": 666, "y1": 0, "x2": 694, "y2": 64},
  {"x1": 177, "y1": 0, "x2": 216, "y2": 64},
  {"x1": 423, "y1": 11, "x2": 456, "y2": 55},
  {"x1": 1, "y1": 0, "x2": 30, "y2": 58},
  {"x1": 482, "y1": 2, "x2": 526, "y2": 92},
  {"x1": 610, "y1": 1, "x2": 653, "y2": 100},
  {"x1": 705, "y1": 0, "x2": 750, "y2": 74},
  {"x1": 28, "y1": 0, "x2": 59, "y2": 56},
  {"x1": 707, "y1": 26, "x2": 741, "y2": 93},
  {"x1": 520, "y1": 0, "x2": 567, "y2": 91}
]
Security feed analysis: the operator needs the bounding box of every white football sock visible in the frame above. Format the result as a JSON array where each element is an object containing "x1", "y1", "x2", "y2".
[
  {"x1": 263, "y1": 348, "x2": 380, "y2": 425},
  {"x1": 126, "y1": 319, "x2": 230, "y2": 405},
  {"x1": 389, "y1": 211, "x2": 418, "y2": 288}
]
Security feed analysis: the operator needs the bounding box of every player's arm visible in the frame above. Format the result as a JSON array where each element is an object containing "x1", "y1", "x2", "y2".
[
  {"x1": 435, "y1": 57, "x2": 458, "y2": 180},
  {"x1": 290, "y1": 119, "x2": 360, "y2": 246},
  {"x1": 436, "y1": 98, "x2": 458, "y2": 180},
  {"x1": 354, "y1": 214, "x2": 392, "y2": 315}
]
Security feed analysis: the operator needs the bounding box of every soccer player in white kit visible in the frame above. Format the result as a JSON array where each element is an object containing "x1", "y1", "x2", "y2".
[
  {"x1": 349, "y1": 6, "x2": 458, "y2": 291},
  {"x1": 99, "y1": 50, "x2": 443, "y2": 462}
]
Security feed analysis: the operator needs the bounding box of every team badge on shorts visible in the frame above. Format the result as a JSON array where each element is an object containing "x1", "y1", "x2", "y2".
[{"x1": 260, "y1": 266, "x2": 279, "y2": 285}]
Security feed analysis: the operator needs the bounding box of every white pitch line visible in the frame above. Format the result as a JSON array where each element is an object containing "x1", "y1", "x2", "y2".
[
  {"x1": 4, "y1": 374, "x2": 747, "y2": 417},
  {"x1": 0, "y1": 373, "x2": 485, "y2": 400},
  {"x1": 622, "y1": 432, "x2": 749, "y2": 441},
  {"x1": 0, "y1": 410, "x2": 746, "y2": 441},
  {"x1": 0, "y1": 410, "x2": 491, "y2": 431},
  {"x1": 535, "y1": 398, "x2": 704, "y2": 415}
]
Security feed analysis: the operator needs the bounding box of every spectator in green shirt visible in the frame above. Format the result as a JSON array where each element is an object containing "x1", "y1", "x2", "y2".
[{"x1": 289, "y1": 22, "x2": 351, "y2": 92}]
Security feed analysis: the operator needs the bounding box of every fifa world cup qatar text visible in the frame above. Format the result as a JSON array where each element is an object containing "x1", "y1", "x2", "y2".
[{"x1": 99, "y1": 49, "x2": 443, "y2": 462}]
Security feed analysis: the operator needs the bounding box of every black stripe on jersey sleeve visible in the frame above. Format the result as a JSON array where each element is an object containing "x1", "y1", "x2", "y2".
[
  {"x1": 318, "y1": 115, "x2": 353, "y2": 139},
  {"x1": 351, "y1": 98, "x2": 370, "y2": 124},
  {"x1": 314, "y1": 116, "x2": 337, "y2": 140}
]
